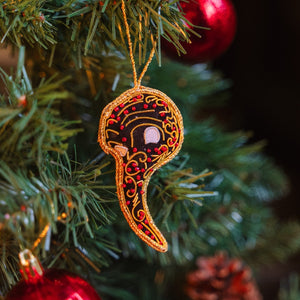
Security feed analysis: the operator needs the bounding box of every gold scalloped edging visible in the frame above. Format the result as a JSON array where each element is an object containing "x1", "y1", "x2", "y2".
[{"x1": 98, "y1": 86, "x2": 184, "y2": 252}]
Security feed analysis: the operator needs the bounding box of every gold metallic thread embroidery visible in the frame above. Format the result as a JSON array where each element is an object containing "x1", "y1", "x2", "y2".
[
  {"x1": 98, "y1": 87, "x2": 184, "y2": 252},
  {"x1": 97, "y1": 0, "x2": 184, "y2": 252}
]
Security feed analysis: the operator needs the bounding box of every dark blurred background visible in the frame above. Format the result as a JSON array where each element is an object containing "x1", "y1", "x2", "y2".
[{"x1": 215, "y1": 0, "x2": 300, "y2": 298}]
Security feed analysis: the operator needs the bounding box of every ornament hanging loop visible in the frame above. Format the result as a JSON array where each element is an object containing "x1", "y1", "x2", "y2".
[
  {"x1": 121, "y1": 0, "x2": 157, "y2": 89},
  {"x1": 19, "y1": 249, "x2": 44, "y2": 281}
]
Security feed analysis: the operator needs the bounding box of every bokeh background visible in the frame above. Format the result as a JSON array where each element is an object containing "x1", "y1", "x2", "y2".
[{"x1": 215, "y1": 0, "x2": 300, "y2": 298}]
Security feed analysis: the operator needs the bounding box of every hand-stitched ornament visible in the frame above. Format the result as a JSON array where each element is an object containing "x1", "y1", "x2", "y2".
[
  {"x1": 98, "y1": 1, "x2": 184, "y2": 252},
  {"x1": 99, "y1": 87, "x2": 183, "y2": 252}
]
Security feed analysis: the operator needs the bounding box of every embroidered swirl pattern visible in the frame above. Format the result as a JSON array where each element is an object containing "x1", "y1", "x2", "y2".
[{"x1": 98, "y1": 86, "x2": 184, "y2": 252}]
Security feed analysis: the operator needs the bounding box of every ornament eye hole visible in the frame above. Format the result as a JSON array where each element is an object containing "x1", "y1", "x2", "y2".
[{"x1": 144, "y1": 126, "x2": 160, "y2": 144}]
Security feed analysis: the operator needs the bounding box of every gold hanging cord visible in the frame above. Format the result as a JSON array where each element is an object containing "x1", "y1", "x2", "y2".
[{"x1": 121, "y1": 0, "x2": 156, "y2": 88}]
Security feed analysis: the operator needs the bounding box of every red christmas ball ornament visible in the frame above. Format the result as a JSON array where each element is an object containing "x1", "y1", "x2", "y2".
[
  {"x1": 5, "y1": 249, "x2": 101, "y2": 300},
  {"x1": 163, "y1": 0, "x2": 237, "y2": 63}
]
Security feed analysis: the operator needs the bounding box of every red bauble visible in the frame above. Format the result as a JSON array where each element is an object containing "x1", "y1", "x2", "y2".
[
  {"x1": 6, "y1": 250, "x2": 101, "y2": 300},
  {"x1": 6, "y1": 267, "x2": 101, "y2": 300},
  {"x1": 5, "y1": 249, "x2": 101, "y2": 300},
  {"x1": 163, "y1": 0, "x2": 237, "y2": 63}
]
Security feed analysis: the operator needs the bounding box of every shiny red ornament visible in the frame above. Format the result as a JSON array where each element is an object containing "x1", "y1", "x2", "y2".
[
  {"x1": 163, "y1": 0, "x2": 237, "y2": 63},
  {"x1": 6, "y1": 250, "x2": 101, "y2": 300}
]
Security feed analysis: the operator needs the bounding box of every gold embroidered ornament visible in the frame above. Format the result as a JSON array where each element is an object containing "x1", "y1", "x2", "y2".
[{"x1": 98, "y1": 0, "x2": 184, "y2": 252}]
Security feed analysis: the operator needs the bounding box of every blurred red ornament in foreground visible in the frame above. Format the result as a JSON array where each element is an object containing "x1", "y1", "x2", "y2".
[
  {"x1": 185, "y1": 252, "x2": 262, "y2": 300},
  {"x1": 6, "y1": 249, "x2": 101, "y2": 300},
  {"x1": 162, "y1": 0, "x2": 237, "y2": 63}
]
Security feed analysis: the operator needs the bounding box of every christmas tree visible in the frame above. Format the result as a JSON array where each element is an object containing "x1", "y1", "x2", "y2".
[{"x1": 0, "y1": 1, "x2": 299, "y2": 299}]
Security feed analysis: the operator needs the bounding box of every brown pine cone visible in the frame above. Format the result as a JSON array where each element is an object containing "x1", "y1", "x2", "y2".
[{"x1": 185, "y1": 252, "x2": 262, "y2": 300}]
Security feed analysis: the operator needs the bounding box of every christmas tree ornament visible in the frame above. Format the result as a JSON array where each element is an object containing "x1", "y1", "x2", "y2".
[
  {"x1": 185, "y1": 252, "x2": 262, "y2": 300},
  {"x1": 162, "y1": 0, "x2": 237, "y2": 63},
  {"x1": 5, "y1": 249, "x2": 101, "y2": 300},
  {"x1": 98, "y1": 0, "x2": 184, "y2": 252}
]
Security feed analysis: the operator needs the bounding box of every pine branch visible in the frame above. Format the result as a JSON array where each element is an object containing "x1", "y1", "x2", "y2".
[
  {"x1": 243, "y1": 221, "x2": 300, "y2": 268},
  {"x1": 0, "y1": 228, "x2": 20, "y2": 296},
  {"x1": 147, "y1": 61, "x2": 231, "y2": 112},
  {"x1": 0, "y1": 153, "x2": 118, "y2": 294},
  {"x1": 182, "y1": 120, "x2": 288, "y2": 202},
  {"x1": 1, "y1": 0, "x2": 190, "y2": 66},
  {"x1": 0, "y1": 48, "x2": 81, "y2": 170},
  {"x1": 279, "y1": 274, "x2": 300, "y2": 300},
  {"x1": 0, "y1": 0, "x2": 55, "y2": 48},
  {"x1": 0, "y1": 50, "x2": 121, "y2": 293}
]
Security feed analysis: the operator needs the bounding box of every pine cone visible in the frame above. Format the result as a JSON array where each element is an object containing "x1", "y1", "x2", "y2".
[{"x1": 185, "y1": 253, "x2": 262, "y2": 300}]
